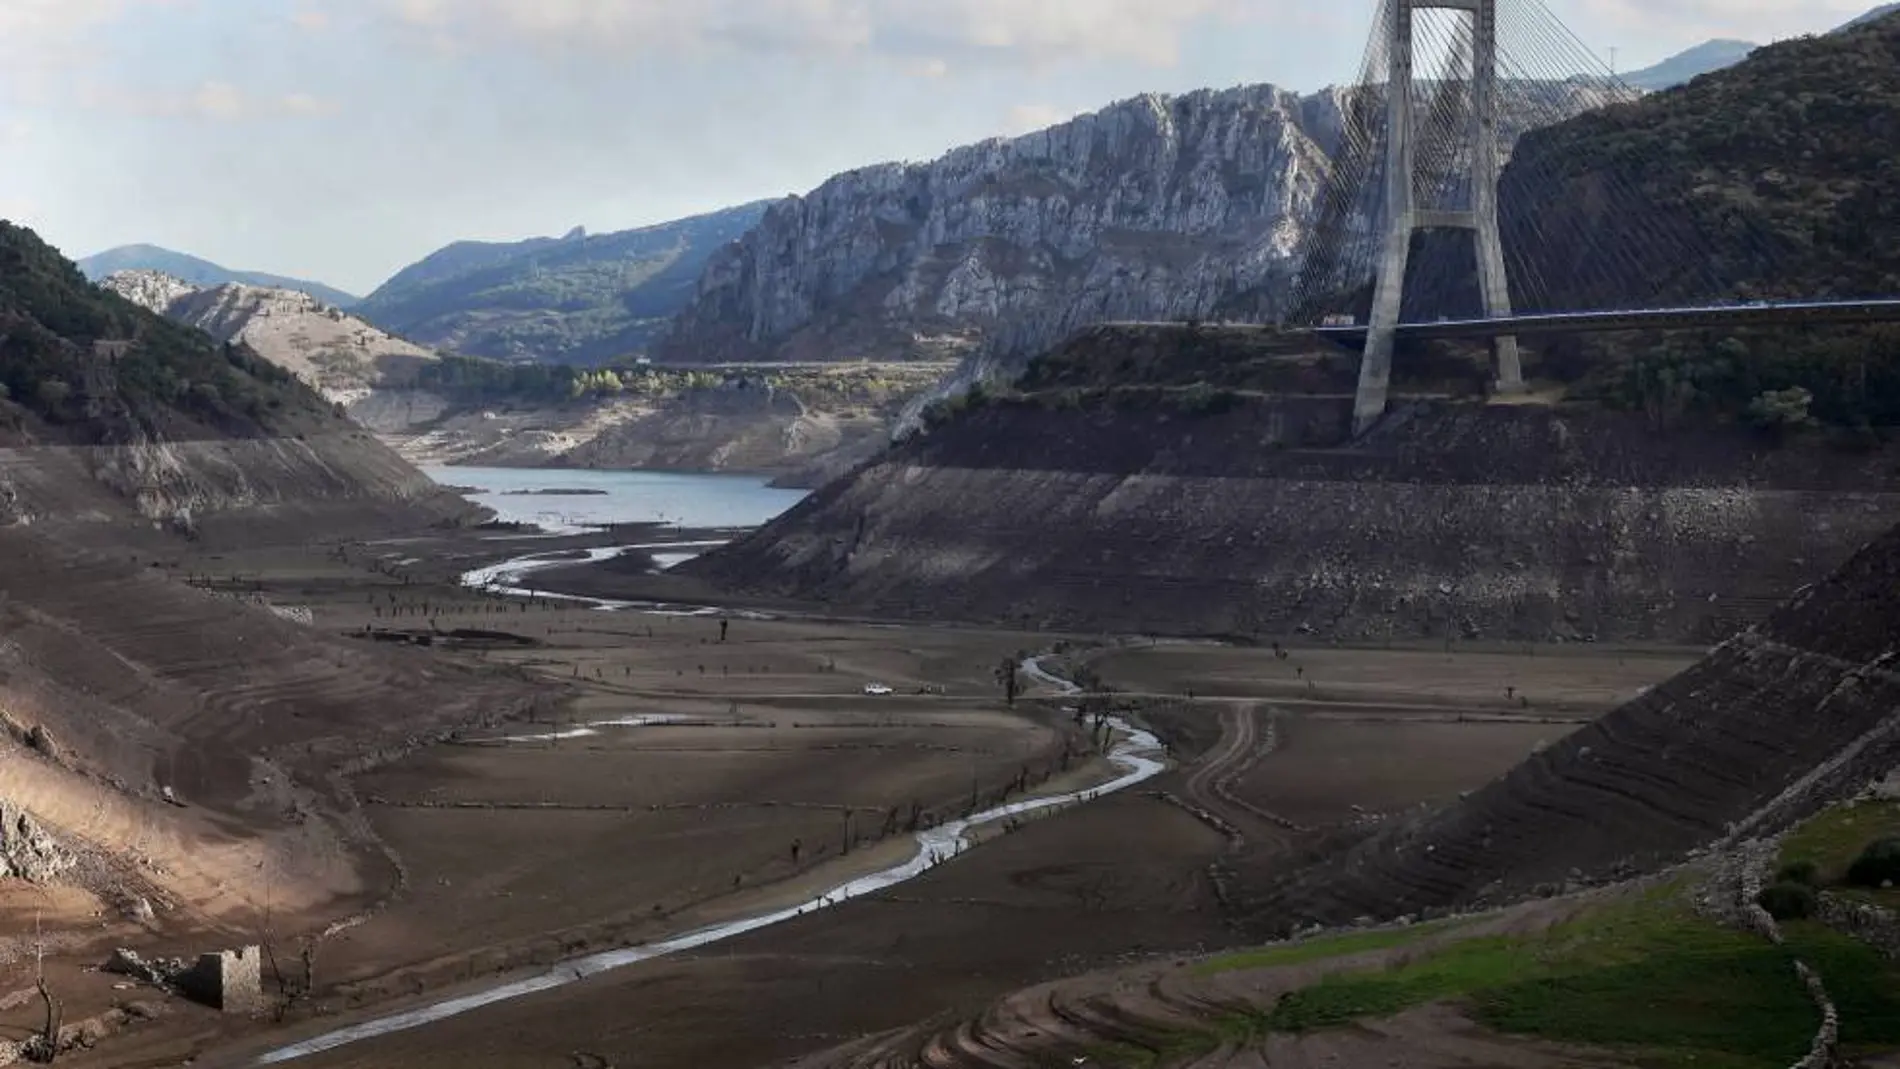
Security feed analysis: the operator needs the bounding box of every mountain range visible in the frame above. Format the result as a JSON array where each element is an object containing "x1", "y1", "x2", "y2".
[
  {"x1": 72, "y1": 5, "x2": 1897, "y2": 378},
  {"x1": 1621, "y1": 39, "x2": 1758, "y2": 90},
  {"x1": 350, "y1": 203, "x2": 771, "y2": 365},
  {"x1": 99, "y1": 269, "x2": 437, "y2": 400},
  {"x1": 75, "y1": 243, "x2": 360, "y2": 310}
]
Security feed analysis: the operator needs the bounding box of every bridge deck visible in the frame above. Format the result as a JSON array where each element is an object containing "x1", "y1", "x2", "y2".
[{"x1": 1312, "y1": 299, "x2": 1900, "y2": 345}]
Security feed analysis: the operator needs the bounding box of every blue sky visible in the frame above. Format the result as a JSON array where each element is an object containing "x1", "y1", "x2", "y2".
[{"x1": 0, "y1": 0, "x2": 1874, "y2": 296}]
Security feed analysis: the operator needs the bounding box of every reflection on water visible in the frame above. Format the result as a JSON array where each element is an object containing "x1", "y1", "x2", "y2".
[{"x1": 426, "y1": 466, "x2": 808, "y2": 534}]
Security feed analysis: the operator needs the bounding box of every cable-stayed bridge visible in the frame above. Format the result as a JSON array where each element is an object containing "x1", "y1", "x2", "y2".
[{"x1": 1288, "y1": 0, "x2": 1900, "y2": 433}]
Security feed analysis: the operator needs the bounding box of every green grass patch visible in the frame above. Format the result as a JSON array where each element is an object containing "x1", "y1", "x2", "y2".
[
  {"x1": 1194, "y1": 918, "x2": 1463, "y2": 975},
  {"x1": 1256, "y1": 886, "x2": 1825, "y2": 1067},
  {"x1": 1783, "y1": 920, "x2": 1900, "y2": 1056},
  {"x1": 1778, "y1": 800, "x2": 1900, "y2": 884}
]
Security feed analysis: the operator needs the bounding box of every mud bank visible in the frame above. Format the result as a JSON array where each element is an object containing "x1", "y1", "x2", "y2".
[
  {"x1": 255, "y1": 661, "x2": 1163, "y2": 1064},
  {"x1": 689, "y1": 390, "x2": 1900, "y2": 643},
  {"x1": 0, "y1": 431, "x2": 476, "y2": 545}
]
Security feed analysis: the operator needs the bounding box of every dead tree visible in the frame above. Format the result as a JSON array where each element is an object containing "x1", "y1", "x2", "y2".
[
  {"x1": 35, "y1": 909, "x2": 61, "y2": 1062},
  {"x1": 994, "y1": 658, "x2": 1020, "y2": 705}
]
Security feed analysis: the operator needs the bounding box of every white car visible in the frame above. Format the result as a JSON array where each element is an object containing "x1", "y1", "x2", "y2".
[{"x1": 862, "y1": 683, "x2": 894, "y2": 696}]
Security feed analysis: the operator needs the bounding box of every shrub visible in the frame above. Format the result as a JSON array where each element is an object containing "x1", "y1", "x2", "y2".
[
  {"x1": 1847, "y1": 837, "x2": 1900, "y2": 888},
  {"x1": 1757, "y1": 881, "x2": 1817, "y2": 921},
  {"x1": 1776, "y1": 860, "x2": 1820, "y2": 887}
]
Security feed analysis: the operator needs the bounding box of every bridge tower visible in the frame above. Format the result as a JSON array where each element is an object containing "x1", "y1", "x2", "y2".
[{"x1": 1354, "y1": 0, "x2": 1524, "y2": 435}]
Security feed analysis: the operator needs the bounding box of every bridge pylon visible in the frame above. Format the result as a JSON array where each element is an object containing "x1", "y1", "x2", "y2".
[{"x1": 1354, "y1": 0, "x2": 1525, "y2": 435}]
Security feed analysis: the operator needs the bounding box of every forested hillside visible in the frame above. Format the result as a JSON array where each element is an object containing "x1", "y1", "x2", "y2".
[
  {"x1": 1503, "y1": 11, "x2": 1900, "y2": 429},
  {"x1": 0, "y1": 222, "x2": 336, "y2": 443},
  {"x1": 355, "y1": 203, "x2": 769, "y2": 364}
]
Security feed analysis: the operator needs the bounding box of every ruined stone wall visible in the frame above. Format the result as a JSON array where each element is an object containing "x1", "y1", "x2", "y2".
[{"x1": 180, "y1": 947, "x2": 262, "y2": 1014}]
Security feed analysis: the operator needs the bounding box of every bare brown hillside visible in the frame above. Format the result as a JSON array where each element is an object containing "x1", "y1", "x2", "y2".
[
  {"x1": 1249, "y1": 515, "x2": 1900, "y2": 932},
  {"x1": 687, "y1": 326, "x2": 1900, "y2": 644}
]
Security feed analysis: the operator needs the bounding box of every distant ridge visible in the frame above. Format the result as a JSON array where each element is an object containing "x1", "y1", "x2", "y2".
[
  {"x1": 1621, "y1": 39, "x2": 1757, "y2": 90},
  {"x1": 353, "y1": 202, "x2": 770, "y2": 365},
  {"x1": 77, "y1": 243, "x2": 359, "y2": 309},
  {"x1": 1838, "y1": 2, "x2": 1900, "y2": 31}
]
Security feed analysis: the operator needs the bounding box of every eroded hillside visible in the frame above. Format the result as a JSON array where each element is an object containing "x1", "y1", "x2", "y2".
[
  {"x1": 687, "y1": 324, "x2": 1900, "y2": 643},
  {"x1": 100, "y1": 270, "x2": 439, "y2": 400},
  {"x1": 1246, "y1": 510, "x2": 1900, "y2": 931},
  {"x1": 0, "y1": 223, "x2": 536, "y2": 1059}
]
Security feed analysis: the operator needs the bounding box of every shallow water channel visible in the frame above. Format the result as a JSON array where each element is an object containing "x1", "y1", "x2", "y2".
[{"x1": 254, "y1": 638, "x2": 1164, "y2": 1062}]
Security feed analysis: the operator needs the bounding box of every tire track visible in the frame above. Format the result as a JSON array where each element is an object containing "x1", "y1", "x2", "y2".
[{"x1": 1185, "y1": 705, "x2": 1306, "y2": 841}]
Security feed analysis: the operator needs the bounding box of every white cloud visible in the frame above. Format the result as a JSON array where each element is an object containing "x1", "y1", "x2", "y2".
[
  {"x1": 280, "y1": 92, "x2": 339, "y2": 117},
  {"x1": 1571, "y1": 0, "x2": 1869, "y2": 47},
  {"x1": 75, "y1": 80, "x2": 337, "y2": 120},
  {"x1": 378, "y1": 0, "x2": 1242, "y2": 66},
  {"x1": 903, "y1": 57, "x2": 951, "y2": 78},
  {"x1": 1002, "y1": 103, "x2": 1077, "y2": 135},
  {"x1": 290, "y1": 8, "x2": 331, "y2": 32}
]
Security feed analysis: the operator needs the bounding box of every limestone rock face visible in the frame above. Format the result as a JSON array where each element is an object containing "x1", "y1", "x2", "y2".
[
  {"x1": 99, "y1": 270, "x2": 199, "y2": 315},
  {"x1": 658, "y1": 85, "x2": 1332, "y2": 370},
  {"x1": 0, "y1": 801, "x2": 75, "y2": 884},
  {"x1": 100, "y1": 272, "x2": 437, "y2": 400}
]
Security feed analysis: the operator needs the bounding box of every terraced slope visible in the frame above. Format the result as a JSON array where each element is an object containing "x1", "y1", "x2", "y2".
[
  {"x1": 0, "y1": 527, "x2": 540, "y2": 928},
  {"x1": 1250, "y1": 519, "x2": 1900, "y2": 932},
  {"x1": 687, "y1": 326, "x2": 1900, "y2": 644}
]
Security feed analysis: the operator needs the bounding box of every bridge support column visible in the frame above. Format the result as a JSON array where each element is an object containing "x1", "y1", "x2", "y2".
[
  {"x1": 1469, "y1": 0, "x2": 1523, "y2": 394},
  {"x1": 1355, "y1": 0, "x2": 1416, "y2": 437},
  {"x1": 1354, "y1": 0, "x2": 1524, "y2": 434}
]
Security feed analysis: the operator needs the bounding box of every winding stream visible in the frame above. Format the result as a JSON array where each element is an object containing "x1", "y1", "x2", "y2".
[
  {"x1": 255, "y1": 599, "x2": 1162, "y2": 1064},
  {"x1": 460, "y1": 542, "x2": 764, "y2": 616}
]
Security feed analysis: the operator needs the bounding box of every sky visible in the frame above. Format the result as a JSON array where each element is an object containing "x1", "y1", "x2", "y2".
[{"x1": 0, "y1": 0, "x2": 1877, "y2": 297}]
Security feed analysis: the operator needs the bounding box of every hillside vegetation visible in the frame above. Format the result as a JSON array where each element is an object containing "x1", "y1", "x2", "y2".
[
  {"x1": 0, "y1": 222, "x2": 336, "y2": 444},
  {"x1": 1503, "y1": 11, "x2": 1900, "y2": 429},
  {"x1": 355, "y1": 203, "x2": 769, "y2": 364}
]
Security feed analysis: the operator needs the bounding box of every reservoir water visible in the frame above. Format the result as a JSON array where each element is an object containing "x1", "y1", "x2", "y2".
[{"x1": 423, "y1": 466, "x2": 809, "y2": 533}]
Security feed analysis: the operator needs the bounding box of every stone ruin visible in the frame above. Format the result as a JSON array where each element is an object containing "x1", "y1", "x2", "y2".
[
  {"x1": 178, "y1": 946, "x2": 263, "y2": 1014},
  {"x1": 107, "y1": 945, "x2": 264, "y2": 1014}
]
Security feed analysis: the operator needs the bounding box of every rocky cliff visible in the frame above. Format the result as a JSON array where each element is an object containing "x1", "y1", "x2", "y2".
[
  {"x1": 685, "y1": 325, "x2": 1900, "y2": 643},
  {"x1": 380, "y1": 361, "x2": 949, "y2": 487},
  {"x1": 657, "y1": 86, "x2": 1331, "y2": 372},
  {"x1": 653, "y1": 79, "x2": 1617, "y2": 385},
  {"x1": 100, "y1": 271, "x2": 438, "y2": 400}
]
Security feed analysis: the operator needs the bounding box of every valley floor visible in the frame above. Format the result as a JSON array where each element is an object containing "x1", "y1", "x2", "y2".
[{"x1": 5, "y1": 532, "x2": 1703, "y2": 1069}]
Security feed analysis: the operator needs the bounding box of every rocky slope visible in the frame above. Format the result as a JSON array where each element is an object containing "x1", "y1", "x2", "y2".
[
  {"x1": 0, "y1": 223, "x2": 531, "y2": 1026},
  {"x1": 685, "y1": 324, "x2": 1900, "y2": 643},
  {"x1": 1252, "y1": 509, "x2": 1900, "y2": 931},
  {"x1": 657, "y1": 86, "x2": 1328, "y2": 372},
  {"x1": 653, "y1": 78, "x2": 1623, "y2": 382},
  {"x1": 100, "y1": 270, "x2": 439, "y2": 401},
  {"x1": 377, "y1": 361, "x2": 948, "y2": 486},
  {"x1": 354, "y1": 203, "x2": 770, "y2": 364},
  {"x1": 1, "y1": 222, "x2": 471, "y2": 538},
  {"x1": 78, "y1": 243, "x2": 359, "y2": 308}
]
